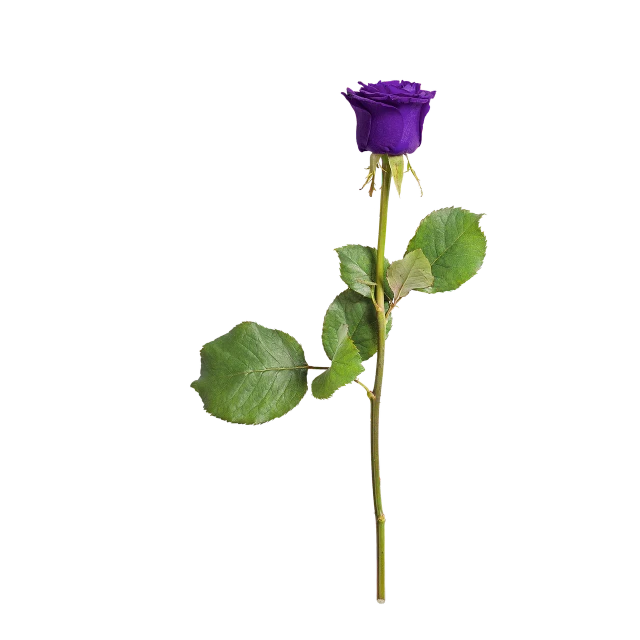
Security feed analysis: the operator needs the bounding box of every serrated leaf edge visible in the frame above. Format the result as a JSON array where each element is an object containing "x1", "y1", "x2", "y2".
[{"x1": 406, "y1": 207, "x2": 487, "y2": 294}]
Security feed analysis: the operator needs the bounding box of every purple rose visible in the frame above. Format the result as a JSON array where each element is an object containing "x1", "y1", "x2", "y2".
[{"x1": 342, "y1": 81, "x2": 436, "y2": 155}]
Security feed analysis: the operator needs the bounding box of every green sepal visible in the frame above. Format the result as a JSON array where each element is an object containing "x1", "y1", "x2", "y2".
[
  {"x1": 387, "y1": 155, "x2": 407, "y2": 198},
  {"x1": 360, "y1": 153, "x2": 383, "y2": 198}
]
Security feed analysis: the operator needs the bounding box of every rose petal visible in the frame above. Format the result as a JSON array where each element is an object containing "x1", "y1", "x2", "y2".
[
  {"x1": 394, "y1": 103, "x2": 423, "y2": 155},
  {"x1": 351, "y1": 104, "x2": 371, "y2": 153},
  {"x1": 344, "y1": 82, "x2": 435, "y2": 154},
  {"x1": 344, "y1": 92, "x2": 404, "y2": 154},
  {"x1": 356, "y1": 90, "x2": 398, "y2": 104},
  {"x1": 358, "y1": 80, "x2": 394, "y2": 92}
]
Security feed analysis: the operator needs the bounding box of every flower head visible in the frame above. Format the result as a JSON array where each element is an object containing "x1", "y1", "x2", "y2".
[{"x1": 342, "y1": 81, "x2": 436, "y2": 155}]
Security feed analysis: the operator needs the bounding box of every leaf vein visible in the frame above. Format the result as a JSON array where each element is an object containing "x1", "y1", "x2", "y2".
[
  {"x1": 430, "y1": 217, "x2": 476, "y2": 266},
  {"x1": 211, "y1": 366, "x2": 309, "y2": 380}
]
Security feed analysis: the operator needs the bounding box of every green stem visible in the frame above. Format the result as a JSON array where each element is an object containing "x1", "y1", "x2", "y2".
[{"x1": 371, "y1": 155, "x2": 390, "y2": 603}]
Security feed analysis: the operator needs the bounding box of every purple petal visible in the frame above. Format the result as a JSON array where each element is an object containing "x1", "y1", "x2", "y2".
[
  {"x1": 353, "y1": 105, "x2": 372, "y2": 151},
  {"x1": 343, "y1": 82, "x2": 435, "y2": 154},
  {"x1": 394, "y1": 103, "x2": 423, "y2": 154},
  {"x1": 344, "y1": 92, "x2": 404, "y2": 154},
  {"x1": 358, "y1": 80, "x2": 394, "y2": 91},
  {"x1": 355, "y1": 91, "x2": 395, "y2": 106}
]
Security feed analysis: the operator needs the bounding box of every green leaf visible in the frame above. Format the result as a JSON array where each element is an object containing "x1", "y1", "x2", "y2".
[
  {"x1": 336, "y1": 245, "x2": 376, "y2": 298},
  {"x1": 312, "y1": 324, "x2": 364, "y2": 399},
  {"x1": 191, "y1": 322, "x2": 308, "y2": 424},
  {"x1": 386, "y1": 249, "x2": 434, "y2": 301},
  {"x1": 406, "y1": 207, "x2": 487, "y2": 293},
  {"x1": 335, "y1": 245, "x2": 393, "y2": 299},
  {"x1": 322, "y1": 289, "x2": 392, "y2": 362},
  {"x1": 382, "y1": 255, "x2": 393, "y2": 300},
  {"x1": 388, "y1": 154, "x2": 404, "y2": 195}
]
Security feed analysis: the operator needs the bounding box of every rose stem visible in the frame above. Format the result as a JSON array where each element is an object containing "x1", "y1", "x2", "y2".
[{"x1": 371, "y1": 154, "x2": 390, "y2": 604}]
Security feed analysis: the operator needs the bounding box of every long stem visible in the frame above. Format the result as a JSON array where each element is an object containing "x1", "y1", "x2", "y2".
[{"x1": 371, "y1": 155, "x2": 391, "y2": 603}]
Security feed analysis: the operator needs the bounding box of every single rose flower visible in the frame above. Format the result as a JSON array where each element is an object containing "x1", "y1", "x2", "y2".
[{"x1": 342, "y1": 80, "x2": 436, "y2": 155}]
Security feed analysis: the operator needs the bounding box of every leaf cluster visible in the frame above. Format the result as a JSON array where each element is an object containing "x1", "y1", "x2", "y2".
[{"x1": 192, "y1": 207, "x2": 486, "y2": 423}]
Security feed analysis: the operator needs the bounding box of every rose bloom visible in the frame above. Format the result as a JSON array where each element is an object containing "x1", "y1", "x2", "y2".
[{"x1": 343, "y1": 81, "x2": 436, "y2": 155}]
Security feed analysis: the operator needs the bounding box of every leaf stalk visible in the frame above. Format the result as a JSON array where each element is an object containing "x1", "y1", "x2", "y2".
[{"x1": 354, "y1": 377, "x2": 375, "y2": 400}]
